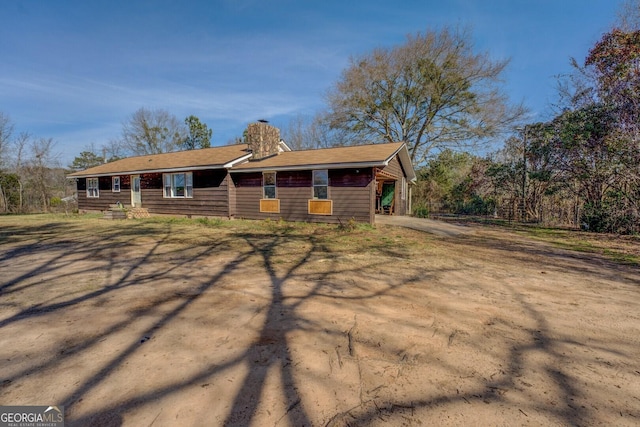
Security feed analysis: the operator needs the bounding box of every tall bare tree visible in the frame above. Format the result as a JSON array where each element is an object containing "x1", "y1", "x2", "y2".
[
  {"x1": 23, "y1": 138, "x2": 60, "y2": 212},
  {"x1": 281, "y1": 113, "x2": 346, "y2": 150},
  {"x1": 617, "y1": 0, "x2": 640, "y2": 31},
  {"x1": 0, "y1": 112, "x2": 14, "y2": 170},
  {"x1": 326, "y1": 27, "x2": 526, "y2": 164},
  {"x1": 121, "y1": 108, "x2": 187, "y2": 155}
]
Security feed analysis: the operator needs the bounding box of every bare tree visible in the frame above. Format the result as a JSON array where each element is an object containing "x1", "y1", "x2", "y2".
[
  {"x1": 9, "y1": 132, "x2": 31, "y2": 212},
  {"x1": 0, "y1": 112, "x2": 14, "y2": 170},
  {"x1": 20, "y1": 138, "x2": 60, "y2": 212},
  {"x1": 326, "y1": 27, "x2": 526, "y2": 164},
  {"x1": 281, "y1": 115, "x2": 313, "y2": 150},
  {"x1": 280, "y1": 114, "x2": 345, "y2": 150},
  {"x1": 121, "y1": 108, "x2": 187, "y2": 155},
  {"x1": 617, "y1": 0, "x2": 640, "y2": 31}
]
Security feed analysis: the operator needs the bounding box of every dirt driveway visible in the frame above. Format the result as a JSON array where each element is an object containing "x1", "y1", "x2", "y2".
[
  {"x1": 375, "y1": 214, "x2": 472, "y2": 237},
  {"x1": 0, "y1": 216, "x2": 639, "y2": 426}
]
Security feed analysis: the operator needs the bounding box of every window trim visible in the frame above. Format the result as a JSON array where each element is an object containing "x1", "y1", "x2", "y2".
[
  {"x1": 312, "y1": 169, "x2": 329, "y2": 200},
  {"x1": 163, "y1": 172, "x2": 193, "y2": 198},
  {"x1": 112, "y1": 176, "x2": 121, "y2": 193},
  {"x1": 87, "y1": 178, "x2": 99, "y2": 198},
  {"x1": 262, "y1": 171, "x2": 277, "y2": 199}
]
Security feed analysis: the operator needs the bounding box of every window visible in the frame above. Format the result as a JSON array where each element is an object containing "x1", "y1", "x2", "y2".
[
  {"x1": 312, "y1": 170, "x2": 328, "y2": 199},
  {"x1": 401, "y1": 177, "x2": 406, "y2": 200},
  {"x1": 112, "y1": 176, "x2": 121, "y2": 192},
  {"x1": 87, "y1": 178, "x2": 99, "y2": 198},
  {"x1": 263, "y1": 172, "x2": 276, "y2": 199},
  {"x1": 163, "y1": 172, "x2": 193, "y2": 198}
]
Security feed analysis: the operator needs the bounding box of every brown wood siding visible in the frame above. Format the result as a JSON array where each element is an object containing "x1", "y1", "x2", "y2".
[
  {"x1": 120, "y1": 175, "x2": 131, "y2": 190},
  {"x1": 140, "y1": 187, "x2": 229, "y2": 216},
  {"x1": 76, "y1": 170, "x2": 231, "y2": 217},
  {"x1": 381, "y1": 156, "x2": 408, "y2": 215},
  {"x1": 140, "y1": 170, "x2": 230, "y2": 217},
  {"x1": 141, "y1": 173, "x2": 163, "y2": 189},
  {"x1": 232, "y1": 168, "x2": 373, "y2": 223},
  {"x1": 76, "y1": 176, "x2": 128, "y2": 211}
]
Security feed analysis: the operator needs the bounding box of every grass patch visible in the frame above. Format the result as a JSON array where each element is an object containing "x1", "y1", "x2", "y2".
[
  {"x1": 516, "y1": 225, "x2": 640, "y2": 266},
  {"x1": 2, "y1": 213, "x2": 636, "y2": 266},
  {"x1": 426, "y1": 215, "x2": 640, "y2": 266},
  {"x1": 0, "y1": 213, "x2": 427, "y2": 261}
]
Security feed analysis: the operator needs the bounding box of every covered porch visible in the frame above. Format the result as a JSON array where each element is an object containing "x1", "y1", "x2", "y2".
[{"x1": 375, "y1": 167, "x2": 398, "y2": 215}]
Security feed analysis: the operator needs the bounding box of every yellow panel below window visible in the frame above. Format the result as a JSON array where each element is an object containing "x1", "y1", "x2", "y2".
[
  {"x1": 260, "y1": 199, "x2": 280, "y2": 213},
  {"x1": 308, "y1": 199, "x2": 333, "y2": 215}
]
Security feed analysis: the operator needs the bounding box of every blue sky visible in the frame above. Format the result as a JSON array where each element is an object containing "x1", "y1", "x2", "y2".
[{"x1": 0, "y1": 0, "x2": 622, "y2": 164}]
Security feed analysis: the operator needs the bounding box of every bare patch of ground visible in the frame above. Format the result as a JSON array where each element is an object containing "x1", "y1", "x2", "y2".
[{"x1": 0, "y1": 215, "x2": 639, "y2": 426}]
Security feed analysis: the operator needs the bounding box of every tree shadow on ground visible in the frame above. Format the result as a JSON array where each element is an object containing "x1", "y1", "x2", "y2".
[
  {"x1": 323, "y1": 283, "x2": 593, "y2": 426},
  {"x1": 1, "y1": 219, "x2": 638, "y2": 426}
]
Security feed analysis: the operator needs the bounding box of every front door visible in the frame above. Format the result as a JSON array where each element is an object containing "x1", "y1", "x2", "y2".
[{"x1": 131, "y1": 175, "x2": 141, "y2": 207}]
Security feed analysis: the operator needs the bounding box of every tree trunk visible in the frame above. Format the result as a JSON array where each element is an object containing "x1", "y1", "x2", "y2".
[{"x1": 0, "y1": 184, "x2": 6, "y2": 213}]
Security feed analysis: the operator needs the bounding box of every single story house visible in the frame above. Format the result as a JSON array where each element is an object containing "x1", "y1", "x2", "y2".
[{"x1": 68, "y1": 122, "x2": 416, "y2": 224}]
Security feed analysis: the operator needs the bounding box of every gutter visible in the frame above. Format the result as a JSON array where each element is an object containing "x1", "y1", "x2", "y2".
[
  {"x1": 67, "y1": 163, "x2": 233, "y2": 179},
  {"x1": 232, "y1": 160, "x2": 389, "y2": 173}
]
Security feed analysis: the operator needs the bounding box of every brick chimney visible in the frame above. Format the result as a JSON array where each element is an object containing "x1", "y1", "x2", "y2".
[{"x1": 246, "y1": 121, "x2": 281, "y2": 160}]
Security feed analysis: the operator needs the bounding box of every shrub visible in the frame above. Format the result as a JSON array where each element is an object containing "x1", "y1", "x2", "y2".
[
  {"x1": 413, "y1": 204, "x2": 429, "y2": 218},
  {"x1": 337, "y1": 217, "x2": 358, "y2": 232},
  {"x1": 196, "y1": 217, "x2": 223, "y2": 227}
]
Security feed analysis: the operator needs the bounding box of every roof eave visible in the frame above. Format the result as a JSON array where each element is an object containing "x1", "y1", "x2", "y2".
[
  {"x1": 392, "y1": 143, "x2": 417, "y2": 182},
  {"x1": 232, "y1": 160, "x2": 387, "y2": 173},
  {"x1": 223, "y1": 153, "x2": 253, "y2": 168},
  {"x1": 67, "y1": 163, "x2": 231, "y2": 179}
]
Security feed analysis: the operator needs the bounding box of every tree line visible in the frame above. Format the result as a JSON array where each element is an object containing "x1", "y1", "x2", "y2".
[
  {"x1": 280, "y1": 2, "x2": 639, "y2": 234},
  {"x1": 69, "y1": 110, "x2": 213, "y2": 171},
  {"x1": 409, "y1": 24, "x2": 640, "y2": 234},
  {"x1": 0, "y1": 110, "x2": 213, "y2": 213},
  {"x1": 0, "y1": 114, "x2": 69, "y2": 214}
]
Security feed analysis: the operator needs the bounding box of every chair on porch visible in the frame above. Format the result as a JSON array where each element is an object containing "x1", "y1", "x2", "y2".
[{"x1": 382, "y1": 198, "x2": 395, "y2": 215}]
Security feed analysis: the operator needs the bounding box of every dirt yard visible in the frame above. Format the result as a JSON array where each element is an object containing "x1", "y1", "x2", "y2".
[{"x1": 0, "y1": 215, "x2": 639, "y2": 426}]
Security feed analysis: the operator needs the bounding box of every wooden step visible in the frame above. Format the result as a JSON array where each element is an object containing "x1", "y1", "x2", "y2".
[{"x1": 103, "y1": 210, "x2": 127, "y2": 220}]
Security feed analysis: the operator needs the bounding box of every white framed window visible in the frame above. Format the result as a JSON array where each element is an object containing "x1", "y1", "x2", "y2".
[
  {"x1": 87, "y1": 178, "x2": 99, "y2": 198},
  {"x1": 312, "y1": 170, "x2": 328, "y2": 199},
  {"x1": 263, "y1": 172, "x2": 276, "y2": 199},
  {"x1": 163, "y1": 172, "x2": 193, "y2": 198},
  {"x1": 112, "y1": 176, "x2": 121, "y2": 192}
]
